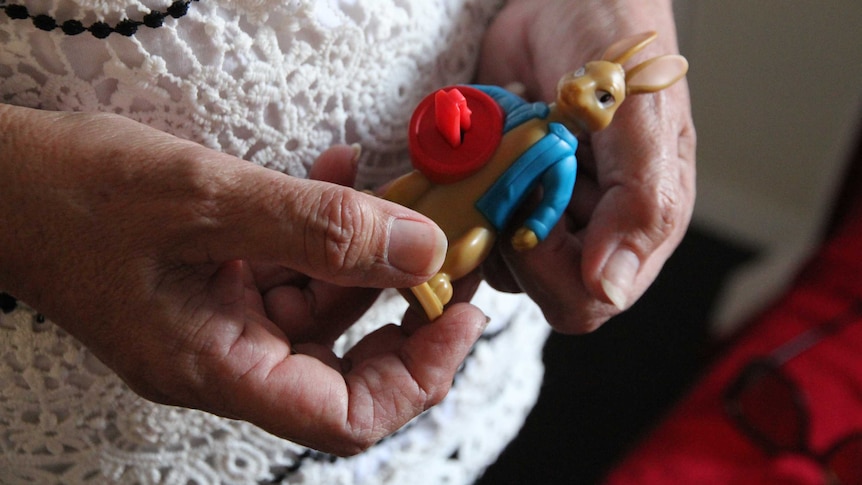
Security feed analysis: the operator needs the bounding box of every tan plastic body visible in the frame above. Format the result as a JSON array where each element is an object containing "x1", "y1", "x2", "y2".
[{"x1": 385, "y1": 115, "x2": 567, "y2": 317}]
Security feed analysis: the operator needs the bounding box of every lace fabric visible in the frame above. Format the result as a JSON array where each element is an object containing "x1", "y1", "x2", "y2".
[{"x1": 0, "y1": 1, "x2": 551, "y2": 483}]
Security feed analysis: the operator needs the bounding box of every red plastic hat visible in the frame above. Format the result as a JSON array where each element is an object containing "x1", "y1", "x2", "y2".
[{"x1": 408, "y1": 86, "x2": 504, "y2": 184}]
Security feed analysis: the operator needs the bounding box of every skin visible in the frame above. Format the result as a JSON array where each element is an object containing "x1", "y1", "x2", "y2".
[{"x1": 0, "y1": 0, "x2": 695, "y2": 457}]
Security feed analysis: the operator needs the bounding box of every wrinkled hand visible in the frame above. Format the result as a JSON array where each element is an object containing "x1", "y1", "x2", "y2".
[
  {"x1": 0, "y1": 106, "x2": 488, "y2": 455},
  {"x1": 477, "y1": 0, "x2": 696, "y2": 333}
]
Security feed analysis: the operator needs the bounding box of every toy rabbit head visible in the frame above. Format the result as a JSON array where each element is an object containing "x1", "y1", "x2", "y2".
[{"x1": 555, "y1": 31, "x2": 689, "y2": 132}]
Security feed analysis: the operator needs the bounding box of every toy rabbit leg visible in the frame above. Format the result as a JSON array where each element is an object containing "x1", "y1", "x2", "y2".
[{"x1": 409, "y1": 225, "x2": 496, "y2": 320}]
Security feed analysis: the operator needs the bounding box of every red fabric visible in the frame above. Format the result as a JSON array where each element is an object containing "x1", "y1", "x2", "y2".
[{"x1": 604, "y1": 202, "x2": 862, "y2": 485}]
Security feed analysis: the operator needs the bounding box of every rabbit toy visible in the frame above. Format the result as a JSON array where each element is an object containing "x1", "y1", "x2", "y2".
[{"x1": 383, "y1": 31, "x2": 689, "y2": 319}]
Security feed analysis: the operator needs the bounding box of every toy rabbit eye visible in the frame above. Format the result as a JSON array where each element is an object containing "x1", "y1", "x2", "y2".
[{"x1": 596, "y1": 90, "x2": 615, "y2": 108}]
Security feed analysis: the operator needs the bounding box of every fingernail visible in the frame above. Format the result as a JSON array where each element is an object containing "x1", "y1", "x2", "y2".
[
  {"x1": 601, "y1": 248, "x2": 639, "y2": 310},
  {"x1": 350, "y1": 143, "x2": 362, "y2": 167},
  {"x1": 387, "y1": 219, "x2": 447, "y2": 276}
]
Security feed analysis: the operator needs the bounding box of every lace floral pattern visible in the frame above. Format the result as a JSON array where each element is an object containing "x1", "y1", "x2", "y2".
[{"x1": 0, "y1": 1, "x2": 552, "y2": 483}]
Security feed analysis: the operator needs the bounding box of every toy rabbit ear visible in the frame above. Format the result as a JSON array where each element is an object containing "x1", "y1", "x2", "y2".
[
  {"x1": 626, "y1": 55, "x2": 689, "y2": 94},
  {"x1": 602, "y1": 31, "x2": 658, "y2": 65}
]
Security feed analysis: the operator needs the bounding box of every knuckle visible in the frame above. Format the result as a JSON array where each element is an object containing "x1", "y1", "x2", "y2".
[
  {"x1": 335, "y1": 436, "x2": 377, "y2": 457},
  {"x1": 638, "y1": 169, "x2": 687, "y2": 244},
  {"x1": 314, "y1": 188, "x2": 378, "y2": 276},
  {"x1": 335, "y1": 419, "x2": 391, "y2": 457},
  {"x1": 423, "y1": 388, "x2": 448, "y2": 409},
  {"x1": 143, "y1": 145, "x2": 223, "y2": 222},
  {"x1": 547, "y1": 303, "x2": 613, "y2": 335},
  {"x1": 171, "y1": 148, "x2": 226, "y2": 212}
]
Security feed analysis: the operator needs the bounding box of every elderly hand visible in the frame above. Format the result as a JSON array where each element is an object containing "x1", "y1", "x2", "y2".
[
  {"x1": 477, "y1": 0, "x2": 696, "y2": 333},
  {"x1": 0, "y1": 105, "x2": 488, "y2": 455}
]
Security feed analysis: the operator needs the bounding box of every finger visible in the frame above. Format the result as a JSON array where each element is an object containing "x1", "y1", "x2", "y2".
[
  {"x1": 339, "y1": 303, "x2": 487, "y2": 451},
  {"x1": 249, "y1": 262, "x2": 308, "y2": 291},
  {"x1": 218, "y1": 303, "x2": 487, "y2": 456},
  {"x1": 262, "y1": 280, "x2": 381, "y2": 345},
  {"x1": 500, "y1": 221, "x2": 616, "y2": 333},
  {"x1": 476, "y1": 1, "x2": 539, "y2": 95},
  {"x1": 481, "y1": 245, "x2": 523, "y2": 294},
  {"x1": 309, "y1": 144, "x2": 361, "y2": 186},
  {"x1": 343, "y1": 270, "x2": 483, "y2": 360},
  {"x1": 568, "y1": 168, "x2": 602, "y2": 226},
  {"x1": 257, "y1": 145, "x2": 383, "y2": 344},
  {"x1": 172, "y1": 147, "x2": 448, "y2": 289},
  {"x1": 250, "y1": 143, "x2": 362, "y2": 290},
  {"x1": 585, "y1": 90, "x2": 695, "y2": 311},
  {"x1": 341, "y1": 323, "x2": 406, "y2": 365}
]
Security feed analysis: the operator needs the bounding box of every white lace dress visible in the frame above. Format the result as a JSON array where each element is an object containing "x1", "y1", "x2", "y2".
[{"x1": 0, "y1": 0, "x2": 551, "y2": 483}]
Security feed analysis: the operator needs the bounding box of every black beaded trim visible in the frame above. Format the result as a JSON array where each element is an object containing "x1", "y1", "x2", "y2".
[{"x1": 0, "y1": 0, "x2": 199, "y2": 38}]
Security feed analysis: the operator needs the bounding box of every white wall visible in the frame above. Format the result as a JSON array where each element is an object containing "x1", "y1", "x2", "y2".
[{"x1": 674, "y1": 1, "x2": 862, "y2": 333}]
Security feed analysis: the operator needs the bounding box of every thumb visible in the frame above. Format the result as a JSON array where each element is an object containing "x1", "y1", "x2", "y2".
[{"x1": 187, "y1": 155, "x2": 448, "y2": 289}]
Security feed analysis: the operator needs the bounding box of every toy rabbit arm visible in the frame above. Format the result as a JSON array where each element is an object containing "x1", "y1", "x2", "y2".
[
  {"x1": 474, "y1": 122, "x2": 577, "y2": 238},
  {"x1": 523, "y1": 152, "x2": 576, "y2": 240}
]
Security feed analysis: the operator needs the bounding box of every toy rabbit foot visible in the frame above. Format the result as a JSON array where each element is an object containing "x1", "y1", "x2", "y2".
[{"x1": 410, "y1": 273, "x2": 453, "y2": 320}]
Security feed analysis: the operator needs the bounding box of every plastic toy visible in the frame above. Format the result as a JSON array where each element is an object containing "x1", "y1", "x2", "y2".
[{"x1": 384, "y1": 31, "x2": 689, "y2": 319}]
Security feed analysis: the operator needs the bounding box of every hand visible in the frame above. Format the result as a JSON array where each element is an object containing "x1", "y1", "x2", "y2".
[
  {"x1": 477, "y1": 0, "x2": 696, "y2": 333},
  {"x1": 0, "y1": 105, "x2": 488, "y2": 455}
]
